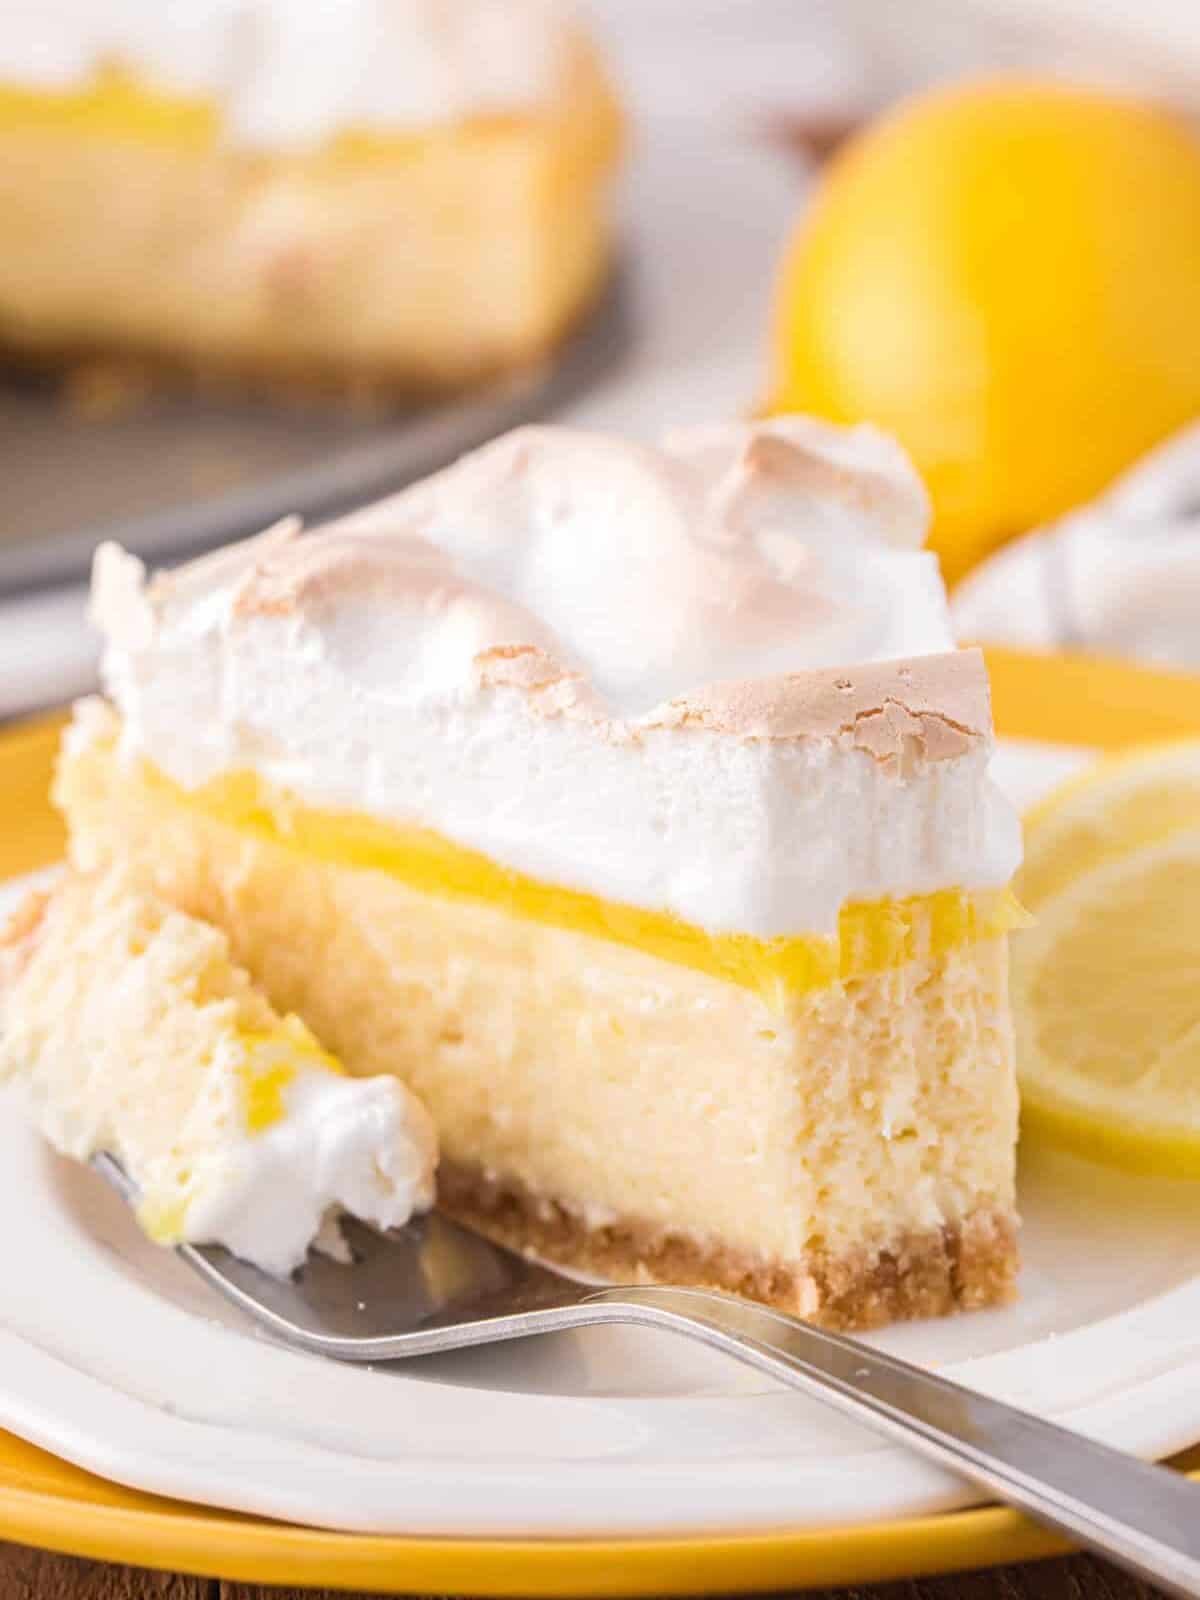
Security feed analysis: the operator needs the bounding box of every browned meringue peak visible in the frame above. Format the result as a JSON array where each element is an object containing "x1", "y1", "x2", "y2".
[
  {"x1": 469, "y1": 640, "x2": 990, "y2": 763},
  {"x1": 645, "y1": 652, "x2": 991, "y2": 768},
  {"x1": 345, "y1": 417, "x2": 929, "y2": 542},
  {"x1": 94, "y1": 519, "x2": 570, "y2": 681},
  {"x1": 660, "y1": 417, "x2": 931, "y2": 549},
  {"x1": 91, "y1": 416, "x2": 973, "y2": 743}
]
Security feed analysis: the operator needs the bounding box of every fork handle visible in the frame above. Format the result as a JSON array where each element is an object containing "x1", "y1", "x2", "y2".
[{"x1": 589, "y1": 1285, "x2": 1200, "y2": 1598}]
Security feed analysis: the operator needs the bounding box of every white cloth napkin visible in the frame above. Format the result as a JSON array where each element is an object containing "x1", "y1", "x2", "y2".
[{"x1": 952, "y1": 422, "x2": 1200, "y2": 669}]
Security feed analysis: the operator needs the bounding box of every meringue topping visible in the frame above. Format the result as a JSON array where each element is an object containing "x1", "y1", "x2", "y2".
[
  {"x1": 0, "y1": 0, "x2": 577, "y2": 149},
  {"x1": 90, "y1": 419, "x2": 1022, "y2": 936},
  {"x1": 101, "y1": 419, "x2": 949, "y2": 719}
]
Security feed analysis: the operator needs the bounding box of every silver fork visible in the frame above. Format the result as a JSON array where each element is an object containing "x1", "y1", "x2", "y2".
[{"x1": 94, "y1": 1154, "x2": 1200, "y2": 1597}]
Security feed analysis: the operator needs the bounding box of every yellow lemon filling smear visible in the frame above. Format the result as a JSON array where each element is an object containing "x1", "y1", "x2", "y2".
[
  {"x1": 138, "y1": 1192, "x2": 191, "y2": 1246},
  {"x1": 0, "y1": 67, "x2": 216, "y2": 148},
  {"x1": 152, "y1": 761, "x2": 1025, "y2": 1002},
  {"x1": 239, "y1": 1016, "x2": 345, "y2": 1135},
  {"x1": 138, "y1": 1020, "x2": 345, "y2": 1242}
]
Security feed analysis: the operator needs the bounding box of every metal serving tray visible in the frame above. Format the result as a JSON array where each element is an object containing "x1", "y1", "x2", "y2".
[{"x1": 0, "y1": 270, "x2": 630, "y2": 596}]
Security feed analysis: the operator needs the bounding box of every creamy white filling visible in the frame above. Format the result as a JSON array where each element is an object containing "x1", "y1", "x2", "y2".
[{"x1": 0, "y1": 0, "x2": 574, "y2": 148}]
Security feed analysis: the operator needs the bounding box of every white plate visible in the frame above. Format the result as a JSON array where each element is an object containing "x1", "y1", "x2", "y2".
[{"x1": 3, "y1": 740, "x2": 1200, "y2": 1538}]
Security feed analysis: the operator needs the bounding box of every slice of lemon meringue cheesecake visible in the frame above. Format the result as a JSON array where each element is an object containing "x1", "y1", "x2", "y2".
[
  {"x1": 0, "y1": 0, "x2": 619, "y2": 394},
  {"x1": 56, "y1": 418, "x2": 1024, "y2": 1327}
]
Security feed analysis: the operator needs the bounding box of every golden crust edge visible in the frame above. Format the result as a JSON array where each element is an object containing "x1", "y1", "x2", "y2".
[{"x1": 438, "y1": 1161, "x2": 1020, "y2": 1332}]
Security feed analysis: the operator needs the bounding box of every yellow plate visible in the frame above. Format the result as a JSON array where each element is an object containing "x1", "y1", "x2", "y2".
[{"x1": 3, "y1": 647, "x2": 1200, "y2": 1596}]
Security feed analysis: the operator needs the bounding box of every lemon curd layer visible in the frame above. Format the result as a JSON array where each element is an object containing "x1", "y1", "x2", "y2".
[
  {"x1": 0, "y1": 69, "x2": 216, "y2": 147},
  {"x1": 0, "y1": 67, "x2": 535, "y2": 159},
  {"x1": 143, "y1": 757, "x2": 1026, "y2": 1002}
]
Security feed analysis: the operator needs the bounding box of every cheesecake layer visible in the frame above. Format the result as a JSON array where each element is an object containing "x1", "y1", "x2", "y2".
[
  {"x1": 0, "y1": 38, "x2": 619, "y2": 391},
  {"x1": 58, "y1": 718, "x2": 1020, "y2": 1324}
]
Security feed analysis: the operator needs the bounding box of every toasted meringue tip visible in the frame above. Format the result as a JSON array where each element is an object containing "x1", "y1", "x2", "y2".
[
  {"x1": 90, "y1": 542, "x2": 154, "y2": 650},
  {"x1": 85, "y1": 417, "x2": 965, "y2": 741}
]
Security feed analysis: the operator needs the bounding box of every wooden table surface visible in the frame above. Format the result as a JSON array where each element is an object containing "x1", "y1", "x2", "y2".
[{"x1": 0, "y1": 1543, "x2": 1173, "y2": 1600}]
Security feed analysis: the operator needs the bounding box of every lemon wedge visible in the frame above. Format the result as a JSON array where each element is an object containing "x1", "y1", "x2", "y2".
[
  {"x1": 1012, "y1": 746, "x2": 1200, "y2": 1175},
  {"x1": 1018, "y1": 740, "x2": 1200, "y2": 909}
]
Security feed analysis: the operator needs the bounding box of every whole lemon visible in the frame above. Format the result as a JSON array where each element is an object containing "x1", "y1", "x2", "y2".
[{"x1": 769, "y1": 80, "x2": 1200, "y2": 584}]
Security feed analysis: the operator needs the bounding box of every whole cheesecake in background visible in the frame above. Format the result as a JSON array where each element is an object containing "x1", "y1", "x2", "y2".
[
  {"x1": 56, "y1": 417, "x2": 1024, "y2": 1329},
  {"x1": 0, "y1": 0, "x2": 620, "y2": 396}
]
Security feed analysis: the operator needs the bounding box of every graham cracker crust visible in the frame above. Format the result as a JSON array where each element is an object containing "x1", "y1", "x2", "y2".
[{"x1": 438, "y1": 1162, "x2": 1019, "y2": 1332}]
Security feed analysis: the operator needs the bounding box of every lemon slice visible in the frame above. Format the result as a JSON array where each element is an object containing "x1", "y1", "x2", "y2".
[
  {"x1": 1017, "y1": 739, "x2": 1200, "y2": 910},
  {"x1": 1012, "y1": 827, "x2": 1200, "y2": 1175}
]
